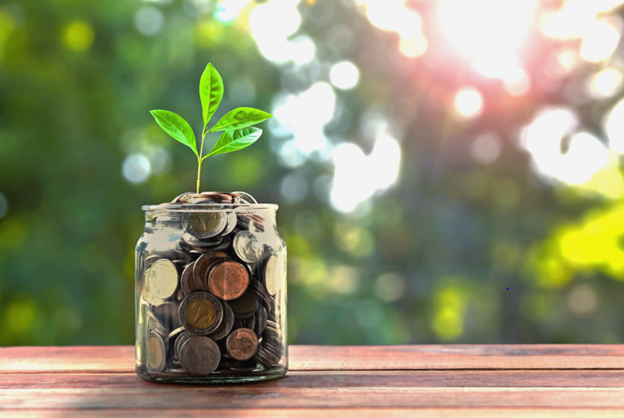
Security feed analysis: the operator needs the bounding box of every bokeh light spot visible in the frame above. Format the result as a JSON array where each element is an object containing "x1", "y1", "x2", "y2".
[
  {"x1": 399, "y1": 35, "x2": 428, "y2": 58},
  {"x1": 454, "y1": 88, "x2": 483, "y2": 119},
  {"x1": 374, "y1": 272, "x2": 406, "y2": 302},
  {"x1": 580, "y1": 19, "x2": 621, "y2": 62},
  {"x1": 135, "y1": 6, "x2": 164, "y2": 36},
  {"x1": 471, "y1": 132, "x2": 502, "y2": 165},
  {"x1": 587, "y1": 68, "x2": 624, "y2": 100},
  {"x1": 62, "y1": 20, "x2": 94, "y2": 53},
  {"x1": 329, "y1": 61, "x2": 360, "y2": 90},
  {"x1": 568, "y1": 284, "x2": 598, "y2": 316},
  {"x1": 280, "y1": 173, "x2": 308, "y2": 203},
  {"x1": 4, "y1": 299, "x2": 36, "y2": 334},
  {"x1": 122, "y1": 154, "x2": 151, "y2": 184}
]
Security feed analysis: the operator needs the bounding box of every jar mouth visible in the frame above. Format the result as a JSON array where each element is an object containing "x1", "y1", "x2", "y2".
[{"x1": 142, "y1": 203, "x2": 279, "y2": 212}]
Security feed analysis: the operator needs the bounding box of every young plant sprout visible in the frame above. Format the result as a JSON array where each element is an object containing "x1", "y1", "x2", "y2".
[{"x1": 150, "y1": 63, "x2": 273, "y2": 193}]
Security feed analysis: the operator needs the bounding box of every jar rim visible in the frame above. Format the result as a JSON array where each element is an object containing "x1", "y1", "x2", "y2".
[{"x1": 142, "y1": 203, "x2": 279, "y2": 212}]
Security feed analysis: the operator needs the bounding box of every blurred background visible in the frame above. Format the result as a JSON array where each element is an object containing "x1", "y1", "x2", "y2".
[{"x1": 1, "y1": 0, "x2": 624, "y2": 346}]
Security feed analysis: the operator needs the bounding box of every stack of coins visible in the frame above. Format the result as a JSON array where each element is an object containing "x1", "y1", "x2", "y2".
[{"x1": 141, "y1": 192, "x2": 285, "y2": 377}]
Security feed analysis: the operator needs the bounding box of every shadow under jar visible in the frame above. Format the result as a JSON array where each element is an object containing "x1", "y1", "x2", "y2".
[{"x1": 135, "y1": 203, "x2": 287, "y2": 384}]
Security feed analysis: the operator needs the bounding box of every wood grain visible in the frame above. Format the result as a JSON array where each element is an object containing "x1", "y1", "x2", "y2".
[
  {"x1": 1, "y1": 345, "x2": 623, "y2": 373},
  {"x1": 3, "y1": 409, "x2": 624, "y2": 418},
  {"x1": 1, "y1": 345, "x2": 624, "y2": 416}
]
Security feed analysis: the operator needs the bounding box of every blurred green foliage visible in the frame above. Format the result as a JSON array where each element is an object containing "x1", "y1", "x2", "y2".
[{"x1": 1, "y1": 0, "x2": 624, "y2": 346}]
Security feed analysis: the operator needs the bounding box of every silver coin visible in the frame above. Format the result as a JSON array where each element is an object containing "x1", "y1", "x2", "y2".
[
  {"x1": 232, "y1": 191, "x2": 257, "y2": 204},
  {"x1": 233, "y1": 230, "x2": 264, "y2": 263},
  {"x1": 154, "y1": 302, "x2": 182, "y2": 330},
  {"x1": 180, "y1": 336, "x2": 221, "y2": 375},
  {"x1": 146, "y1": 259, "x2": 179, "y2": 300},
  {"x1": 207, "y1": 300, "x2": 234, "y2": 341},
  {"x1": 221, "y1": 212, "x2": 238, "y2": 236},
  {"x1": 174, "y1": 330, "x2": 194, "y2": 360}
]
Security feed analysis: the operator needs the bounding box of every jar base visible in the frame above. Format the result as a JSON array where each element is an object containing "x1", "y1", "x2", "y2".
[{"x1": 136, "y1": 364, "x2": 287, "y2": 385}]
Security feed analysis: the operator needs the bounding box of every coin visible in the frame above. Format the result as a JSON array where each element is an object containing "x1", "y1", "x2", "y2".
[
  {"x1": 250, "y1": 278, "x2": 273, "y2": 312},
  {"x1": 179, "y1": 292, "x2": 223, "y2": 335},
  {"x1": 183, "y1": 212, "x2": 226, "y2": 239},
  {"x1": 263, "y1": 254, "x2": 281, "y2": 296},
  {"x1": 233, "y1": 230, "x2": 264, "y2": 263},
  {"x1": 180, "y1": 263, "x2": 200, "y2": 295},
  {"x1": 154, "y1": 302, "x2": 181, "y2": 330},
  {"x1": 245, "y1": 314, "x2": 256, "y2": 331},
  {"x1": 221, "y1": 212, "x2": 238, "y2": 236},
  {"x1": 146, "y1": 259, "x2": 179, "y2": 300},
  {"x1": 226, "y1": 328, "x2": 258, "y2": 361},
  {"x1": 229, "y1": 290, "x2": 258, "y2": 319},
  {"x1": 207, "y1": 300, "x2": 234, "y2": 341},
  {"x1": 232, "y1": 191, "x2": 257, "y2": 204},
  {"x1": 180, "y1": 336, "x2": 221, "y2": 375},
  {"x1": 193, "y1": 252, "x2": 228, "y2": 291},
  {"x1": 145, "y1": 255, "x2": 161, "y2": 270},
  {"x1": 146, "y1": 331, "x2": 167, "y2": 373},
  {"x1": 174, "y1": 330, "x2": 194, "y2": 360},
  {"x1": 254, "y1": 306, "x2": 268, "y2": 335},
  {"x1": 208, "y1": 260, "x2": 249, "y2": 301}
]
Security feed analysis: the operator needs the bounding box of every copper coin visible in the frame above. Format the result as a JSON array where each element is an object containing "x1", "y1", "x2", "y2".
[
  {"x1": 179, "y1": 292, "x2": 223, "y2": 335},
  {"x1": 180, "y1": 336, "x2": 221, "y2": 375},
  {"x1": 208, "y1": 260, "x2": 249, "y2": 301},
  {"x1": 226, "y1": 328, "x2": 258, "y2": 361},
  {"x1": 193, "y1": 252, "x2": 229, "y2": 291},
  {"x1": 146, "y1": 331, "x2": 167, "y2": 373}
]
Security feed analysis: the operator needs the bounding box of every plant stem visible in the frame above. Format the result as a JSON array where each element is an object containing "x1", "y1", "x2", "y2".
[{"x1": 196, "y1": 128, "x2": 208, "y2": 194}]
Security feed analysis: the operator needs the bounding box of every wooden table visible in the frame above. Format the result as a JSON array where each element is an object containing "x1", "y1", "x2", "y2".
[{"x1": 1, "y1": 345, "x2": 624, "y2": 417}]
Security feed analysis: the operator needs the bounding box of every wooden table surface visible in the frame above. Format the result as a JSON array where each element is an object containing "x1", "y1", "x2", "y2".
[{"x1": 1, "y1": 345, "x2": 624, "y2": 417}]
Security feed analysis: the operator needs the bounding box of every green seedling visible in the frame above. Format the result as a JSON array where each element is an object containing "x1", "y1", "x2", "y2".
[{"x1": 150, "y1": 63, "x2": 273, "y2": 193}]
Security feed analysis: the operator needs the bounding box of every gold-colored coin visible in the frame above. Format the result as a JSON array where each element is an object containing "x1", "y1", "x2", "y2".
[
  {"x1": 146, "y1": 332, "x2": 166, "y2": 373},
  {"x1": 186, "y1": 298, "x2": 217, "y2": 329},
  {"x1": 179, "y1": 292, "x2": 223, "y2": 335}
]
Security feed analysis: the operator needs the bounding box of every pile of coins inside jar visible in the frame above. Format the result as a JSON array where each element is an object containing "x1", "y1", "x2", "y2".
[{"x1": 140, "y1": 192, "x2": 285, "y2": 376}]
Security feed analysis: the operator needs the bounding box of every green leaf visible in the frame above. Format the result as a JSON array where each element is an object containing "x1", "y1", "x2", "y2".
[
  {"x1": 205, "y1": 127, "x2": 263, "y2": 158},
  {"x1": 208, "y1": 107, "x2": 273, "y2": 132},
  {"x1": 199, "y1": 63, "x2": 224, "y2": 130},
  {"x1": 150, "y1": 110, "x2": 198, "y2": 158}
]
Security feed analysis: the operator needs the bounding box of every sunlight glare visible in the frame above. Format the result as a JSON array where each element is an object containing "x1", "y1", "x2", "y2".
[
  {"x1": 330, "y1": 61, "x2": 360, "y2": 90},
  {"x1": 440, "y1": 0, "x2": 535, "y2": 56},
  {"x1": 604, "y1": 98, "x2": 624, "y2": 153},
  {"x1": 523, "y1": 109, "x2": 610, "y2": 185},
  {"x1": 454, "y1": 88, "x2": 483, "y2": 119},
  {"x1": 587, "y1": 68, "x2": 624, "y2": 100},
  {"x1": 580, "y1": 19, "x2": 621, "y2": 63}
]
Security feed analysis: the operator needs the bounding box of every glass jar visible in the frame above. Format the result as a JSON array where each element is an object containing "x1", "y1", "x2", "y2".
[{"x1": 134, "y1": 203, "x2": 287, "y2": 384}]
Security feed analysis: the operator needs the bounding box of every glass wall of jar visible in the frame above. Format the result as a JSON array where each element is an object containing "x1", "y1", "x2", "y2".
[{"x1": 135, "y1": 204, "x2": 287, "y2": 384}]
